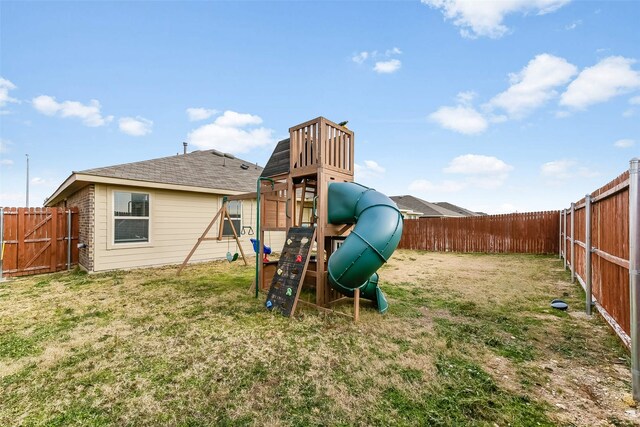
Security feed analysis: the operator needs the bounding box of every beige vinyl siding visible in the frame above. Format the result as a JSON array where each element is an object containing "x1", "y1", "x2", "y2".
[{"x1": 93, "y1": 183, "x2": 285, "y2": 272}]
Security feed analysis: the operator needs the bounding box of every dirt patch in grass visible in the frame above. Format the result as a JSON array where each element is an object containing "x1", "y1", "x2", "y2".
[{"x1": 0, "y1": 252, "x2": 635, "y2": 426}]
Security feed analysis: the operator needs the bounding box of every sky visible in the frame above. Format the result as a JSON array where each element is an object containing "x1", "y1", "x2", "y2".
[{"x1": 1, "y1": 0, "x2": 639, "y2": 214}]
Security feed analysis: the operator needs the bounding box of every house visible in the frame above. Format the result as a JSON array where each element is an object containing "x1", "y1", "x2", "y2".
[
  {"x1": 390, "y1": 195, "x2": 470, "y2": 218},
  {"x1": 45, "y1": 149, "x2": 284, "y2": 273},
  {"x1": 435, "y1": 202, "x2": 485, "y2": 217}
]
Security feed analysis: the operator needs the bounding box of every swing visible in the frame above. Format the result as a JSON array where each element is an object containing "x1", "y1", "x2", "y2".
[
  {"x1": 226, "y1": 236, "x2": 239, "y2": 262},
  {"x1": 225, "y1": 202, "x2": 240, "y2": 262},
  {"x1": 241, "y1": 200, "x2": 255, "y2": 235}
]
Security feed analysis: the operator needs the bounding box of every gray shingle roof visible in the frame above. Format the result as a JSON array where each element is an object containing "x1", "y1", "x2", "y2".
[
  {"x1": 78, "y1": 150, "x2": 262, "y2": 193},
  {"x1": 390, "y1": 195, "x2": 465, "y2": 218},
  {"x1": 435, "y1": 202, "x2": 483, "y2": 216}
]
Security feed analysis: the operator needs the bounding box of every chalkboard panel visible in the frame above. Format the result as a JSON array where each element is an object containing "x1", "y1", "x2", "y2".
[{"x1": 265, "y1": 227, "x2": 316, "y2": 317}]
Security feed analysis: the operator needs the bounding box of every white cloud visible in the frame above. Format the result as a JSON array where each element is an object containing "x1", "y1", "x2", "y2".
[
  {"x1": 444, "y1": 154, "x2": 513, "y2": 175},
  {"x1": 0, "y1": 138, "x2": 11, "y2": 153},
  {"x1": 0, "y1": 159, "x2": 13, "y2": 166},
  {"x1": 214, "y1": 110, "x2": 263, "y2": 127},
  {"x1": 0, "y1": 192, "x2": 27, "y2": 206},
  {"x1": 373, "y1": 59, "x2": 402, "y2": 74},
  {"x1": 119, "y1": 116, "x2": 153, "y2": 136},
  {"x1": 429, "y1": 105, "x2": 488, "y2": 135},
  {"x1": 630, "y1": 96, "x2": 640, "y2": 105},
  {"x1": 456, "y1": 91, "x2": 477, "y2": 105},
  {"x1": 352, "y1": 51, "x2": 369, "y2": 64},
  {"x1": 540, "y1": 159, "x2": 599, "y2": 181},
  {"x1": 408, "y1": 179, "x2": 466, "y2": 193},
  {"x1": 565, "y1": 19, "x2": 581, "y2": 30},
  {"x1": 560, "y1": 56, "x2": 640, "y2": 109},
  {"x1": 385, "y1": 47, "x2": 402, "y2": 56},
  {"x1": 489, "y1": 54, "x2": 577, "y2": 118},
  {"x1": 409, "y1": 154, "x2": 513, "y2": 196},
  {"x1": 0, "y1": 77, "x2": 18, "y2": 110},
  {"x1": 353, "y1": 48, "x2": 402, "y2": 73},
  {"x1": 614, "y1": 138, "x2": 635, "y2": 148},
  {"x1": 355, "y1": 160, "x2": 386, "y2": 181},
  {"x1": 187, "y1": 110, "x2": 275, "y2": 154},
  {"x1": 186, "y1": 107, "x2": 218, "y2": 122},
  {"x1": 540, "y1": 160, "x2": 574, "y2": 179},
  {"x1": 32, "y1": 95, "x2": 113, "y2": 127},
  {"x1": 31, "y1": 177, "x2": 48, "y2": 185},
  {"x1": 421, "y1": 0, "x2": 571, "y2": 39}
]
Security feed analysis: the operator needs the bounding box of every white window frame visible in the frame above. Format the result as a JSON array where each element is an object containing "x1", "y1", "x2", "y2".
[
  {"x1": 112, "y1": 190, "x2": 151, "y2": 246},
  {"x1": 222, "y1": 200, "x2": 242, "y2": 237}
]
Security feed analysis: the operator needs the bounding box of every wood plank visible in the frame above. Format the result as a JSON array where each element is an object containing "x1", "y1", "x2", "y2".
[
  {"x1": 591, "y1": 179, "x2": 629, "y2": 204},
  {"x1": 177, "y1": 205, "x2": 225, "y2": 275},
  {"x1": 593, "y1": 248, "x2": 629, "y2": 270},
  {"x1": 17, "y1": 208, "x2": 25, "y2": 273},
  {"x1": 49, "y1": 208, "x2": 58, "y2": 273}
]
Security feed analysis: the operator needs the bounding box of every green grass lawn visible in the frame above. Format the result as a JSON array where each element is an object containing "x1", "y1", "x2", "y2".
[{"x1": 0, "y1": 251, "x2": 633, "y2": 426}]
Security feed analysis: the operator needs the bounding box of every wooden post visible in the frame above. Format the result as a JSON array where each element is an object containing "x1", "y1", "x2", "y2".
[
  {"x1": 570, "y1": 202, "x2": 575, "y2": 283},
  {"x1": 177, "y1": 205, "x2": 225, "y2": 275},
  {"x1": 50, "y1": 209, "x2": 58, "y2": 273},
  {"x1": 563, "y1": 209, "x2": 567, "y2": 270},
  {"x1": 353, "y1": 288, "x2": 360, "y2": 322},
  {"x1": 17, "y1": 208, "x2": 24, "y2": 274}
]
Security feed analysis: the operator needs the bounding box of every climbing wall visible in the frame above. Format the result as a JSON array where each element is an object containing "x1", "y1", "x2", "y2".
[{"x1": 265, "y1": 227, "x2": 316, "y2": 317}]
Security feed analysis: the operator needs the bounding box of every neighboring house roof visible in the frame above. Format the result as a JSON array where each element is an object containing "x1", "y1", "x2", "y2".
[
  {"x1": 390, "y1": 195, "x2": 465, "y2": 218},
  {"x1": 46, "y1": 150, "x2": 263, "y2": 206},
  {"x1": 435, "y1": 202, "x2": 484, "y2": 217},
  {"x1": 261, "y1": 138, "x2": 290, "y2": 178}
]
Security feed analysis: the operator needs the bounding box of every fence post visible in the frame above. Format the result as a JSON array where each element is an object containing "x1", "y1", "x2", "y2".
[
  {"x1": 629, "y1": 158, "x2": 640, "y2": 401},
  {"x1": 585, "y1": 195, "x2": 592, "y2": 316},
  {"x1": 563, "y1": 209, "x2": 567, "y2": 270},
  {"x1": 67, "y1": 209, "x2": 72, "y2": 271},
  {"x1": 0, "y1": 208, "x2": 4, "y2": 282},
  {"x1": 570, "y1": 202, "x2": 575, "y2": 282},
  {"x1": 559, "y1": 210, "x2": 562, "y2": 259}
]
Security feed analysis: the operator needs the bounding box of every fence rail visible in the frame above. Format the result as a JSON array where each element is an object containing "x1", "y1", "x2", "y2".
[
  {"x1": 398, "y1": 211, "x2": 560, "y2": 254},
  {"x1": 1, "y1": 207, "x2": 79, "y2": 278}
]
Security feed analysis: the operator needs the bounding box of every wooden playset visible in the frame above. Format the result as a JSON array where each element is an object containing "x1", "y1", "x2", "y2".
[{"x1": 179, "y1": 117, "x2": 403, "y2": 321}]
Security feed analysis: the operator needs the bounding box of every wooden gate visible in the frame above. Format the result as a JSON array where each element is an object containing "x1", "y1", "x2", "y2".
[{"x1": 1, "y1": 207, "x2": 79, "y2": 277}]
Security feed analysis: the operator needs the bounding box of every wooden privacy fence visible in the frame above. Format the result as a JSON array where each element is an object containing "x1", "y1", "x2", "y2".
[
  {"x1": 560, "y1": 170, "x2": 631, "y2": 346},
  {"x1": 1, "y1": 207, "x2": 79, "y2": 278},
  {"x1": 398, "y1": 211, "x2": 560, "y2": 254}
]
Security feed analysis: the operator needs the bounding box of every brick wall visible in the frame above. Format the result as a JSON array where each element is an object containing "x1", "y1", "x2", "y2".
[{"x1": 56, "y1": 184, "x2": 95, "y2": 271}]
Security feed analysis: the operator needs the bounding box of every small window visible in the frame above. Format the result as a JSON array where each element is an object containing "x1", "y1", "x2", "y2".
[
  {"x1": 223, "y1": 200, "x2": 242, "y2": 237},
  {"x1": 114, "y1": 191, "x2": 149, "y2": 244}
]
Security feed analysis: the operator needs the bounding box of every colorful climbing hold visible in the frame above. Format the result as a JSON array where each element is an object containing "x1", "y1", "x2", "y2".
[
  {"x1": 286, "y1": 287, "x2": 293, "y2": 296},
  {"x1": 266, "y1": 300, "x2": 273, "y2": 308},
  {"x1": 295, "y1": 254, "x2": 302, "y2": 263}
]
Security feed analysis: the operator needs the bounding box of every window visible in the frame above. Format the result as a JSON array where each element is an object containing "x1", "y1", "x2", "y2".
[
  {"x1": 223, "y1": 200, "x2": 242, "y2": 237},
  {"x1": 114, "y1": 191, "x2": 149, "y2": 244}
]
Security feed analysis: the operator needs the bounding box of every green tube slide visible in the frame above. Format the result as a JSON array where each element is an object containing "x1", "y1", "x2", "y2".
[{"x1": 327, "y1": 182, "x2": 403, "y2": 313}]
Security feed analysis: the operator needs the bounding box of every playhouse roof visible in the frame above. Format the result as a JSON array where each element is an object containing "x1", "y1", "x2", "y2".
[{"x1": 260, "y1": 138, "x2": 291, "y2": 178}]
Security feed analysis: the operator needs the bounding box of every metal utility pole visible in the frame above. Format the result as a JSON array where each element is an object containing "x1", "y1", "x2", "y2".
[{"x1": 25, "y1": 154, "x2": 29, "y2": 208}]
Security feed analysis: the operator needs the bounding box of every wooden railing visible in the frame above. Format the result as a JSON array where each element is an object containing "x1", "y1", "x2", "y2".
[{"x1": 289, "y1": 117, "x2": 354, "y2": 177}]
